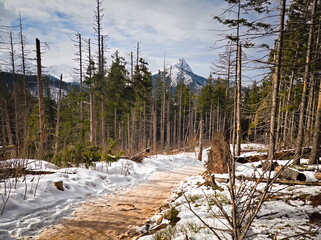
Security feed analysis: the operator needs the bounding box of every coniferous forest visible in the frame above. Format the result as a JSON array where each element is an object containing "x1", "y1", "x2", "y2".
[{"x1": 0, "y1": 0, "x2": 321, "y2": 168}]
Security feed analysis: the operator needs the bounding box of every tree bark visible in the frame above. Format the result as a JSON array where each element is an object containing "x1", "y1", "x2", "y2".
[
  {"x1": 54, "y1": 74, "x2": 63, "y2": 154},
  {"x1": 236, "y1": 43, "x2": 242, "y2": 156},
  {"x1": 197, "y1": 119, "x2": 203, "y2": 161},
  {"x1": 268, "y1": 0, "x2": 286, "y2": 160},
  {"x1": 309, "y1": 75, "x2": 321, "y2": 164},
  {"x1": 36, "y1": 38, "x2": 46, "y2": 159}
]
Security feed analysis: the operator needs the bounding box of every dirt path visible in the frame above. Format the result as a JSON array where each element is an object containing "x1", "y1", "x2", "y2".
[{"x1": 35, "y1": 164, "x2": 205, "y2": 240}]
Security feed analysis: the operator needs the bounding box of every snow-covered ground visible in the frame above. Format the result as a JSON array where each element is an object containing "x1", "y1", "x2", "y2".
[
  {"x1": 1, "y1": 145, "x2": 321, "y2": 240},
  {"x1": 139, "y1": 146, "x2": 321, "y2": 240},
  {"x1": 0, "y1": 152, "x2": 203, "y2": 239}
]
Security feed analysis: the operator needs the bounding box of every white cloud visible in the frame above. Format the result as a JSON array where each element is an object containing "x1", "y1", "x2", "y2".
[{"x1": 0, "y1": 0, "x2": 228, "y2": 78}]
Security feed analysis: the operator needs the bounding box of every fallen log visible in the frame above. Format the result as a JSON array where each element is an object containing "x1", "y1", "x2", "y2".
[
  {"x1": 275, "y1": 165, "x2": 306, "y2": 181},
  {"x1": 315, "y1": 171, "x2": 321, "y2": 180},
  {"x1": 235, "y1": 176, "x2": 321, "y2": 186},
  {"x1": 130, "y1": 148, "x2": 150, "y2": 163},
  {"x1": 0, "y1": 168, "x2": 55, "y2": 179}
]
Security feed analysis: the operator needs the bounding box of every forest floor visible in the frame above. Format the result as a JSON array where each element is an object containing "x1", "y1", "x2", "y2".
[{"x1": 34, "y1": 164, "x2": 205, "y2": 240}]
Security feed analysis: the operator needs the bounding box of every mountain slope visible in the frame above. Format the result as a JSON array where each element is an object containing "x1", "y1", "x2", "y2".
[
  {"x1": 0, "y1": 71, "x2": 79, "y2": 100},
  {"x1": 152, "y1": 58, "x2": 207, "y2": 91},
  {"x1": 47, "y1": 64, "x2": 75, "y2": 83}
]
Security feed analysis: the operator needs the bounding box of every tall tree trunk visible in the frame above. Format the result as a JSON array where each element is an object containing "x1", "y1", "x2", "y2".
[
  {"x1": 0, "y1": 99, "x2": 13, "y2": 146},
  {"x1": 10, "y1": 31, "x2": 19, "y2": 155},
  {"x1": 101, "y1": 97, "x2": 105, "y2": 147},
  {"x1": 282, "y1": 71, "x2": 295, "y2": 149},
  {"x1": 197, "y1": 119, "x2": 203, "y2": 161},
  {"x1": 89, "y1": 92, "x2": 96, "y2": 145},
  {"x1": 294, "y1": 0, "x2": 317, "y2": 164},
  {"x1": 152, "y1": 100, "x2": 157, "y2": 153},
  {"x1": 268, "y1": 0, "x2": 286, "y2": 160},
  {"x1": 178, "y1": 86, "x2": 182, "y2": 148},
  {"x1": 309, "y1": 76, "x2": 321, "y2": 164},
  {"x1": 236, "y1": 43, "x2": 242, "y2": 156},
  {"x1": 127, "y1": 113, "x2": 131, "y2": 151},
  {"x1": 54, "y1": 74, "x2": 63, "y2": 154},
  {"x1": 166, "y1": 70, "x2": 171, "y2": 153},
  {"x1": 19, "y1": 14, "x2": 29, "y2": 157},
  {"x1": 36, "y1": 38, "x2": 45, "y2": 159},
  {"x1": 77, "y1": 33, "x2": 84, "y2": 140}
]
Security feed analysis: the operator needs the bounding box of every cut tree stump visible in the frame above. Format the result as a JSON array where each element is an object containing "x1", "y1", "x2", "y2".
[{"x1": 275, "y1": 166, "x2": 306, "y2": 181}]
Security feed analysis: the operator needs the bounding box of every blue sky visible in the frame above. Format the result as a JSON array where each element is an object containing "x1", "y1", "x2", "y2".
[{"x1": 0, "y1": 0, "x2": 276, "y2": 83}]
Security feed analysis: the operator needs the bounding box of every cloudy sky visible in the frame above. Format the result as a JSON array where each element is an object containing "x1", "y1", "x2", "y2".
[{"x1": 0, "y1": 0, "x2": 230, "y2": 80}]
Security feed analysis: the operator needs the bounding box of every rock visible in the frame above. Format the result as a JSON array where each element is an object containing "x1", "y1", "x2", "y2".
[{"x1": 156, "y1": 216, "x2": 163, "y2": 225}]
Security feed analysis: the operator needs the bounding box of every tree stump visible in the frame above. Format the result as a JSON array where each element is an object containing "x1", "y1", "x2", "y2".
[
  {"x1": 53, "y1": 181, "x2": 64, "y2": 191},
  {"x1": 206, "y1": 132, "x2": 231, "y2": 174}
]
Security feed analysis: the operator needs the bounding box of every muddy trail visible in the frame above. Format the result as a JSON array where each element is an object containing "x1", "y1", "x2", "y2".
[{"x1": 35, "y1": 164, "x2": 205, "y2": 240}]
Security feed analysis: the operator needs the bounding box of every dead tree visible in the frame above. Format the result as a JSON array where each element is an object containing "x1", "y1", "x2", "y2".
[
  {"x1": 36, "y1": 38, "x2": 46, "y2": 159},
  {"x1": 54, "y1": 75, "x2": 63, "y2": 154},
  {"x1": 236, "y1": 43, "x2": 242, "y2": 156}
]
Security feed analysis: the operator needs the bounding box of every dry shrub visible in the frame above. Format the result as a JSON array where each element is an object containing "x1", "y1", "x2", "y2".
[{"x1": 207, "y1": 132, "x2": 231, "y2": 174}]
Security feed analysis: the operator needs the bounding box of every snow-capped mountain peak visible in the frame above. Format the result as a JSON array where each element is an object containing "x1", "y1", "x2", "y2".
[
  {"x1": 153, "y1": 58, "x2": 207, "y2": 92},
  {"x1": 174, "y1": 58, "x2": 193, "y2": 73}
]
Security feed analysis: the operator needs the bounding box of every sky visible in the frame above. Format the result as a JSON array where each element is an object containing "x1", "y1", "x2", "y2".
[{"x1": 0, "y1": 0, "x2": 229, "y2": 80}]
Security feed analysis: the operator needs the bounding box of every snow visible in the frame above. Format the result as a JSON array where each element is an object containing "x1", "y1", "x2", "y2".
[
  {"x1": 139, "y1": 144, "x2": 321, "y2": 240},
  {"x1": 153, "y1": 58, "x2": 207, "y2": 88},
  {"x1": 0, "y1": 152, "x2": 202, "y2": 239},
  {"x1": 1, "y1": 144, "x2": 320, "y2": 240}
]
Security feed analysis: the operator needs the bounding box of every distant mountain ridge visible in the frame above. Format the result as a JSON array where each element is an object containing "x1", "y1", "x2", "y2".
[
  {"x1": 47, "y1": 64, "x2": 75, "y2": 83},
  {"x1": 152, "y1": 58, "x2": 208, "y2": 91},
  {"x1": 0, "y1": 71, "x2": 79, "y2": 100}
]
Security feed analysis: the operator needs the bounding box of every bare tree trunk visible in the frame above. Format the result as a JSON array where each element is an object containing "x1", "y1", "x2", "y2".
[
  {"x1": 282, "y1": 71, "x2": 294, "y2": 149},
  {"x1": 166, "y1": 76, "x2": 171, "y2": 153},
  {"x1": 268, "y1": 0, "x2": 286, "y2": 160},
  {"x1": 78, "y1": 33, "x2": 84, "y2": 140},
  {"x1": 309, "y1": 76, "x2": 321, "y2": 164},
  {"x1": 89, "y1": 92, "x2": 96, "y2": 145},
  {"x1": 131, "y1": 109, "x2": 136, "y2": 150},
  {"x1": 101, "y1": 97, "x2": 105, "y2": 147},
  {"x1": 1, "y1": 111, "x2": 6, "y2": 145},
  {"x1": 36, "y1": 38, "x2": 45, "y2": 159},
  {"x1": 178, "y1": 87, "x2": 182, "y2": 148},
  {"x1": 127, "y1": 113, "x2": 130, "y2": 151},
  {"x1": 0, "y1": 99, "x2": 13, "y2": 146},
  {"x1": 236, "y1": 43, "x2": 242, "y2": 156},
  {"x1": 152, "y1": 100, "x2": 157, "y2": 153},
  {"x1": 10, "y1": 31, "x2": 19, "y2": 155},
  {"x1": 197, "y1": 119, "x2": 203, "y2": 161},
  {"x1": 294, "y1": 0, "x2": 317, "y2": 165},
  {"x1": 306, "y1": 73, "x2": 316, "y2": 145},
  {"x1": 173, "y1": 112, "x2": 177, "y2": 149},
  {"x1": 19, "y1": 14, "x2": 29, "y2": 157},
  {"x1": 54, "y1": 74, "x2": 63, "y2": 154}
]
